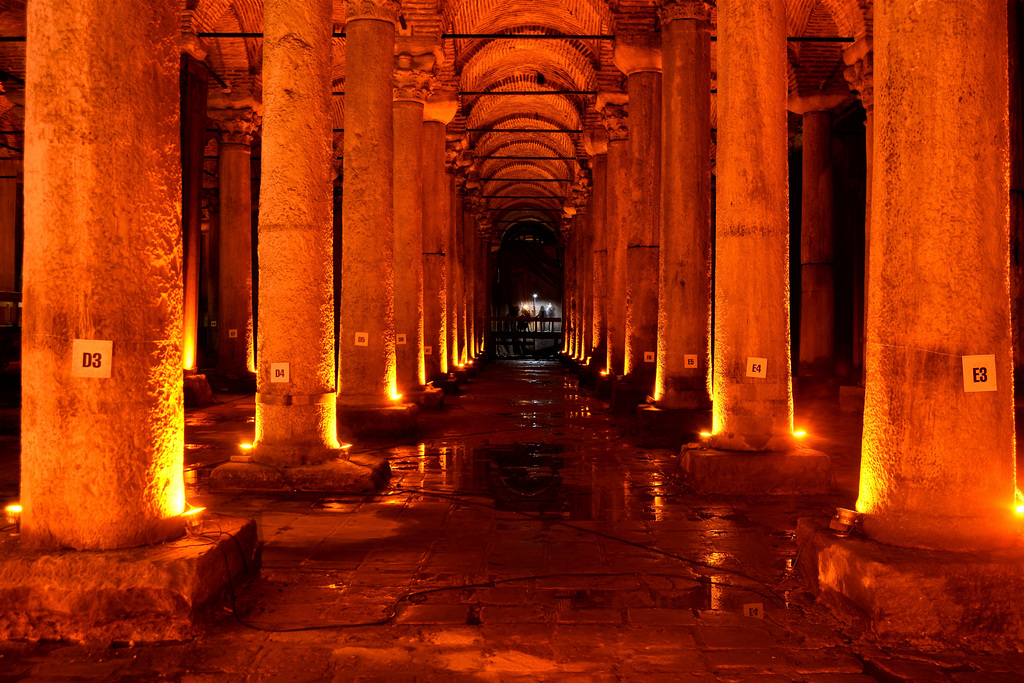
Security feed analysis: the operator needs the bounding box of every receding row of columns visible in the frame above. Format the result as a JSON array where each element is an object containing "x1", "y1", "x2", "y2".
[{"x1": 561, "y1": 0, "x2": 1016, "y2": 552}]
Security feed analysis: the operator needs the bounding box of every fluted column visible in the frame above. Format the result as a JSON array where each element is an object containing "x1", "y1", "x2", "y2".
[
  {"x1": 598, "y1": 95, "x2": 630, "y2": 376},
  {"x1": 422, "y1": 93, "x2": 456, "y2": 379},
  {"x1": 254, "y1": 0, "x2": 338, "y2": 464},
  {"x1": 211, "y1": 109, "x2": 259, "y2": 378},
  {"x1": 655, "y1": 0, "x2": 713, "y2": 410},
  {"x1": 615, "y1": 35, "x2": 662, "y2": 387},
  {"x1": 585, "y1": 130, "x2": 609, "y2": 362},
  {"x1": 392, "y1": 46, "x2": 434, "y2": 394},
  {"x1": 22, "y1": 0, "x2": 184, "y2": 548},
  {"x1": 710, "y1": 0, "x2": 793, "y2": 451},
  {"x1": 339, "y1": 0, "x2": 400, "y2": 406},
  {"x1": 857, "y1": 0, "x2": 1015, "y2": 550}
]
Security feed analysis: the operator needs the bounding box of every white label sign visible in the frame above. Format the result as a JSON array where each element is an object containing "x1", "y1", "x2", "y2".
[
  {"x1": 743, "y1": 603, "x2": 764, "y2": 619},
  {"x1": 424, "y1": 346, "x2": 433, "y2": 355},
  {"x1": 354, "y1": 332, "x2": 369, "y2": 347},
  {"x1": 228, "y1": 328, "x2": 238, "y2": 338},
  {"x1": 71, "y1": 339, "x2": 113, "y2": 378},
  {"x1": 746, "y1": 357, "x2": 767, "y2": 378},
  {"x1": 271, "y1": 362, "x2": 290, "y2": 383},
  {"x1": 962, "y1": 354, "x2": 997, "y2": 392},
  {"x1": 684, "y1": 354, "x2": 698, "y2": 369},
  {"x1": 210, "y1": 320, "x2": 217, "y2": 327},
  {"x1": 643, "y1": 351, "x2": 655, "y2": 363},
  {"x1": 396, "y1": 334, "x2": 407, "y2": 345}
]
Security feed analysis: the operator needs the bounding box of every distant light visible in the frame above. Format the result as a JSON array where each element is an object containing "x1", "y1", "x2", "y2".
[
  {"x1": 1017, "y1": 504, "x2": 1024, "y2": 515},
  {"x1": 699, "y1": 431, "x2": 712, "y2": 438},
  {"x1": 4, "y1": 503, "x2": 21, "y2": 530},
  {"x1": 391, "y1": 391, "x2": 403, "y2": 401},
  {"x1": 239, "y1": 443, "x2": 253, "y2": 450},
  {"x1": 340, "y1": 443, "x2": 353, "y2": 450},
  {"x1": 5, "y1": 504, "x2": 21, "y2": 514},
  {"x1": 533, "y1": 293, "x2": 537, "y2": 298},
  {"x1": 182, "y1": 506, "x2": 206, "y2": 533},
  {"x1": 793, "y1": 430, "x2": 807, "y2": 438},
  {"x1": 600, "y1": 370, "x2": 608, "y2": 376}
]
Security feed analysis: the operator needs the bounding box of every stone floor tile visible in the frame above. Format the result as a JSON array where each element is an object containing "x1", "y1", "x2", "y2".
[{"x1": 394, "y1": 604, "x2": 471, "y2": 625}]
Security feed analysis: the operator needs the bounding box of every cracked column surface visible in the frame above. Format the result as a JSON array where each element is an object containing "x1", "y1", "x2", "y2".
[
  {"x1": 254, "y1": 0, "x2": 339, "y2": 465},
  {"x1": 422, "y1": 93, "x2": 456, "y2": 380},
  {"x1": 212, "y1": 110, "x2": 259, "y2": 379},
  {"x1": 710, "y1": 0, "x2": 793, "y2": 452},
  {"x1": 585, "y1": 130, "x2": 608, "y2": 363},
  {"x1": 615, "y1": 35, "x2": 662, "y2": 388},
  {"x1": 21, "y1": 0, "x2": 184, "y2": 548},
  {"x1": 339, "y1": 0, "x2": 400, "y2": 406},
  {"x1": 656, "y1": 0, "x2": 712, "y2": 410},
  {"x1": 392, "y1": 47, "x2": 434, "y2": 394},
  {"x1": 599, "y1": 96, "x2": 629, "y2": 376},
  {"x1": 857, "y1": 0, "x2": 1016, "y2": 551}
]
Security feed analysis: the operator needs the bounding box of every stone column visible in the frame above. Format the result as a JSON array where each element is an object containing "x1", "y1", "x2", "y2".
[
  {"x1": 422, "y1": 93, "x2": 456, "y2": 379},
  {"x1": 598, "y1": 95, "x2": 630, "y2": 376},
  {"x1": 392, "y1": 46, "x2": 434, "y2": 394},
  {"x1": 709, "y1": 0, "x2": 793, "y2": 451},
  {"x1": 564, "y1": 226, "x2": 576, "y2": 356},
  {"x1": 253, "y1": 0, "x2": 338, "y2": 464},
  {"x1": 459, "y1": 192, "x2": 473, "y2": 364},
  {"x1": 578, "y1": 210, "x2": 592, "y2": 359},
  {"x1": 211, "y1": 110, "x2": 259, "y2": 378},
  {"x1": 790, "y1": 90, "x2": 848, "y2": 377},
  {"x1": 654, "y1": 0, "x2": 712, "y2": 410},
  {"x1": 22, "y1": 0, "x2": 184, "y2": 548},
  {"x1": 463, "y1": 207, "x2": 476, "y2": 359},
  {"x1": 0, "y1": 159, "x2": 17, "y2": 292},
  {"x1": 857, "y1": 0, "x2": 1014, "y2": 550},
  {"x1": 339, "y1": 0, "x2": 401, "y2": 407},
  {"x1": 615, "y1": 35, "x2": 662, "y2": 387},
  {"x1": 181, "y1": 56, "x2": 208, "y2": 372},
  {"x1": 585, "y1": 130, "x2": 609, "y2": 363},
  {"x1": 844, "y1": 42, "x2": 873, "y2": 376},
  {"x1": 476, "y1": 227, "x2": 489, "y2": 355},
  {"x1": 447, "y1": 167, "x2": 463, "y2": 369}
]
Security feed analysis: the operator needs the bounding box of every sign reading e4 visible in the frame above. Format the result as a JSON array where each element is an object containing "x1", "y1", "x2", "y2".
[
  {"x1": 746, "y1": 357, "x2": 767, "y2": 378},
  {"x1": 962, "y1": 354, "x2": 997, "y2": 392},
  {"x1": 71, "y1": 339, "x2": 113, "y2": 378}
]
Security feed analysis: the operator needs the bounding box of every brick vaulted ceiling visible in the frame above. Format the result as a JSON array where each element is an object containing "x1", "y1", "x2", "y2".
[{"x1": 0, "y1": 0, "x2": 872, "y2": 238}]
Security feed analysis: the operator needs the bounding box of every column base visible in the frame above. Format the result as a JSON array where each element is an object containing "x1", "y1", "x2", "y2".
[
  {"x1": 337, "y1": 402, "x2": 419, "y2": 438},
  {"x1": 609, "y1": 378, "x2": 650, "y2": 413},
  {"x1": 796, "y1": 516, "x2": 1024, "y2": 650},
  {"x1": 183, "y1": 372, "x2": 214, "y2": 407},
  {"x1": 839, "y1": 385, "x2": 865, "y2": 413},
  {"x1": 576, "y1": 365, "x2": 599, "y2": 390},
  {"x1": 436, "y1": 376, "x2": 462, "y2": 395},
  {"x1": 679, "y1": 446, "x2": 832, "y2": 495},
  {"x1": 453, "y1": 367, "x2": 474, "y2": 382},
  {"x1": 210, "y1": 452, "x2": 390, "y2": 492},
  {"x1": 594, "y1": 373, "x2": 615, "y2": 398},
  {"x1": 0, "y1": 515, "x2": 258, "y2": 642},
  {"x1": 403, "y1": 385, "x2": 445, "y2": 409},
  {"x1": 636, "y1": 405, "x2": 712, "y2": 448}
]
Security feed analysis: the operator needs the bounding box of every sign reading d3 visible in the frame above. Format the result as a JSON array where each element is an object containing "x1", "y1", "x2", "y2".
[
  {"x1": 71, "y1": 339, "x2": 113, "y2": 378},
  {"x1": 962, "y1": 354, "x2": 997, "y2": 393}
]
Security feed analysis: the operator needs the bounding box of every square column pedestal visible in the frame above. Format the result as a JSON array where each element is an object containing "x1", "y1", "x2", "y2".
[
  {"x1": 796, "y1": 517, "x2": 1024, "y2": 650},
  {"x1": 403, "y1": 385, "x2": 445, "y2": 409},
  {"x1": 636, "y1": 405, "x2": 712, "y2": 449},
  {"x1": 679, "y1": 446, "x2": 832, "y2": 495},
  {"x1": 337, "y1": 403, "x2": 419, "y2": 439},
  {"x1": 0, "y1": 516, "x2": 258, "y2": 642},
  {"x1": 211, "y1": 451, "x2": 391, "y2": 493},
  {"x1": 609, "y1": 377, "x2": 650, "y2": 413}
]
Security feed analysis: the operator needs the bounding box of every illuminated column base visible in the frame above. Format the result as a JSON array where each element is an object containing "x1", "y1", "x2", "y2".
[{"x1": 680, "y1": 446, "x2": 831, "y2": 495}]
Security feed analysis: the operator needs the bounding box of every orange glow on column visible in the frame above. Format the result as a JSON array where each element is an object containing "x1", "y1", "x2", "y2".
[
  {"x1": 246, "y1": 317, "x2": 256, "y2": 373},
  {"x1": 182, "y1": 336, "x2": 197, "y2": 370}
]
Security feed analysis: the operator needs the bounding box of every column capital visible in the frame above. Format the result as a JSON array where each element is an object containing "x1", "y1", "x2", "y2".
[
  {"x1": 209, "y1": 109, "x2": 260, "y2": 146},
  {"x1": 659, "y1": 0, "x2": 713, "y2": 26},
  {"x1": 394, "y1": 43, "x2": 439, "y2": 103},
  {"x1": 596, "y1": 93, "x2": 629, "y2": 141},
  {"x1": 613, "y1": 32, "x2": 662, "y2": 76},
  {"x1": 787, "y1": 86, "x2": 850, "y2": 115},
  {"x1": 423, "y1": 89, "x2": 458, "y2": 123},
  {"x1": 584, "y1": 127, "x2": 609, "y2": 156},
  {"x1": 843, "y1": 37, "x2": 874, "y2": 111},
  {"x1": 345, "y1": 0, "x2": 401, "y2": 24}
]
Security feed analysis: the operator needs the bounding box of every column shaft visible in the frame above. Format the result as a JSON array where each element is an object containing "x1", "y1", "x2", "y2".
[
  {"x1": 0, "y1": 163, "x2": 15, "y2": 292},
  {"x1": 711, "y1": 0, "x2": 792, "y2": 451},
  {"x1": 798, "y1": 110, "x2": 835, "y2": 376},
  {"x1": 656, "y1": 11, "x2": 712, "y2": 409},
  {"x1": 422, "y1": 120, "x2": 448, "y2": 379},
  {"x1": 624, "y1": 71, "x2": 662, "y2": 383},
  {"x1": 606, "y1": 136, "x2": 630, "y2": 375},
  {"x1": 22, "y1": 0, "x2": 183, "y2": 548},
  {"x1": 591, "y1": 153, "x2": 608, "y2": 359},
  {"x1": 447, "y1": 183, "x2": 461, "y2": 369},
  {"x1": 217, "y1": 139, "x2": 255, "y2": 377},
  {"x1": 340, "y1": 9, "x2": 398, "y2": 405},
  {"x1": 857, "y1": 0, "x2": 1014, "y2": 550},
  {"x1": 393, "y1": 99, "x2": 426, "y2": 392},
  {"x1": 459, "y1": 200, "x2": 471, "y2": 363},
  {"x1": 255, "y1": 0, "x2": 338, "y2": 464},
  {"x1": 464, "y1": 219, "x2": 476, "y2": 358}
]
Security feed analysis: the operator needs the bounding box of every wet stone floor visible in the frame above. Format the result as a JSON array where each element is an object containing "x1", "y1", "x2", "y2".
[{"x1": 3, "y1": 360, "x2": 1024, "y2": 681}]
